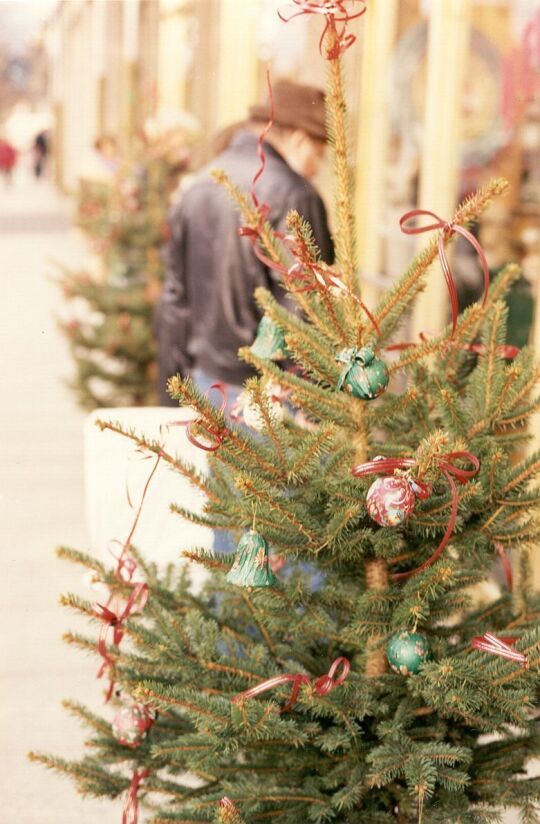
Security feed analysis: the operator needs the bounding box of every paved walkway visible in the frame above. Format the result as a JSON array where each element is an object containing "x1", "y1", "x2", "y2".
[{"x1": 0, "y1": 169, "x2": 117, "y2": 823}]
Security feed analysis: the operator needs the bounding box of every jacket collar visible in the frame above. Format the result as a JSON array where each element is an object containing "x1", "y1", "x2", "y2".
[{"x1": 228, "y1": 129, "x2": 291, "y2": 170}]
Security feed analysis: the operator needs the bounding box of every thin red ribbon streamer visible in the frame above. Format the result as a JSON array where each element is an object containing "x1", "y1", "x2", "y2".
[
  {"x1": 232, "y1": 656, "x2": 350, "y2": 713},
  {"x1": 96, "y1": 632, "x2": 116, "y2": 703},
  {"x1": 177, "y1": 382, "x2": 228, "y2": 452},
  {"x1": 472, "y1": 633, "x2": 527, "y2": 668},
  {"x1": 386, "y1": 334, "x2": 519, "y2": 361},
  {"x1": 278, "y1": 1, "x2": 366, "y2": 60},
  {"x1": 123, "y1": 768, "x2": 150, "y2": 824},
  {"x1": 112, "y1": 452, "x2": 163, "y2": 584},
  {"x1": 400, "y1": 209, "x2": 490, "y2": 338},
  {"x1": 351, "y1": 452, "x2": 480, "y2": 580},
  {"x1": 494, "y1": 541, "x2": 513, "y2": 591}
]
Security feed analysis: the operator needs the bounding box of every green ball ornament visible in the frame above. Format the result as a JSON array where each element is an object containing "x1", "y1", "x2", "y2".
[
  {"x1": 387, "y1": 631, "x2": 431, "y2": 676},
  {"x1": 336, "y1": 346, "x2": 389, "y2": 400},
  {"x1": 226, "y1": 530, "x2": 277, "y2": 588},
  {"x1": 250, "y1": 316, "x2": 290, "y2": 360}
]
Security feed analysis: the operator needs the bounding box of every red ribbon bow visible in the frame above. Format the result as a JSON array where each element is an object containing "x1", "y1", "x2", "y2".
[
  {"x1": 123, "y1": 768, "x2": 150, "y2": 824},
  {"x1": 472, "y1": 633, "x2": 528, "y2": 668},
  {"x1": 94, "y1": 583, "x2": 148, "y2": 702},
  {"x1": 278, "y1": 1, "x2": 366, "y2": 60},
  {"x1": 352, "y1": 451, "x2": 480, "y2": 580},
  {"x1": 399, "y1": 209, "x2": 490, "y2": 339},
  {"x1": 232, "y1": 656, "x2": 350, "y2": 713},
  {"x1": 94, "y1": 582, "x2": 148, "y2": 646},
  {"x1": 178, "y1": 382, "x2": 228, "y2": 452}
]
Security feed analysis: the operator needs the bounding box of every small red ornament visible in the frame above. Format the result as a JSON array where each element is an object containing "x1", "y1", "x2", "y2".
[
  {"x1": 112, "y1": 704, "x2": 155, "y2": 748},
  {"x1": 366, "y1": 475, "x2": 416, "y2": 527}
]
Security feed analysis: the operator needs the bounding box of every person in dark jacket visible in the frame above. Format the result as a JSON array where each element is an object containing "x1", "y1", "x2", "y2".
[{"x1": 155, "y1": 79, "x2": 334, "y2": 406}]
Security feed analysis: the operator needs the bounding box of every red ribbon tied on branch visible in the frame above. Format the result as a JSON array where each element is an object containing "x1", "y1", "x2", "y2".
[
  {"x1": 123, "y1": 768, "x2": 150, "y2": 824},
  {"x1": 94, "y1": 582, "x2": 148, "y2": 646},
  {"x1": 178, "y1": 382, "x2": 228, "y2": 452},
  {"x1": 399, "y1": 210, "x2": 490, "y2": 339},
  {"x1": 279, "y1": 1, "x2": 366, "y2": 60},
  {"x1": 232, "y1": 656, "x2": 350, "y2": 713},
  {"x1": 351, "y1": 451, "x2": 480, "y2": 580},
  {"x1": 472, "y1": 633, "x2": 528, "y2": 668}
]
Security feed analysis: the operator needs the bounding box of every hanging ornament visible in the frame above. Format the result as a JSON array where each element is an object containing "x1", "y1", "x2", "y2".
[
  {"x1": 112, "y1": 703, "x2": 155, "y2": 748},
  {"x1": 231, "y1": 382, "x2": 287, "y2": 432},
  {"x1": 352, "y1": 452, "x2": 480, "y2": 579},
  {"x1": 226, "y1": 531, "x2": 277, "y2": 588},
  {"x1": 366, "y1": 475, "x2": 417, "y2": 527},
  {"x1": 336, "y1": 346, "x2": 389, "y2": 400},
  {"x1": 387, "y1": 631, "x2": 431, "y2": 676},
  {"x1": 250, "y1": 315, "x2": 290, "y2": 360}
]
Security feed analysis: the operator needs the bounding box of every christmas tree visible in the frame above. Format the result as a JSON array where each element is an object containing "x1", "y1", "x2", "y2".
[
  {"x1": 32, "y1": 4, "x2": 540, "y2": 822},
  {"x1": 58, "y1": 134, "x2": 190, "y2": 408}
]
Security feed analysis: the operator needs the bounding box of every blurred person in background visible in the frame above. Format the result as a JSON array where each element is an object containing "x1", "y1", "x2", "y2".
[
  {"x1": 155, "y1": 79, "x2": 334, "y2": 407},
  {"x1": 81, "y1": 134, "x2": 120, "y2": 184},
  {"x1": 33, "y1": 130, "x2": 49, "y2": 178},
  {"x1": 0, "y1": 135, "x2": 17, "y2": 185}
]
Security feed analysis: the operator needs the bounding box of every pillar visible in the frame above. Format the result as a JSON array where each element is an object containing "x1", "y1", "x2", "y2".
[
  {"x1": 411, "y1": 0, "x2": 471, "y2": 338},
  {"x1": 354, "y1": 0, "x2": 399, "y2": 302},
  {"x1": 157, "y1": 0, "x2": 191, "y2": 114},
  {"x1": 215, "y1": 0, "x2": 259, "y2": 128}
]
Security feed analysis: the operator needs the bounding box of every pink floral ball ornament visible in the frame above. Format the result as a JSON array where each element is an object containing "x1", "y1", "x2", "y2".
[
  {"x1": 366, "y1": 475, "x2": 416, "y2": 527},
  {"x1": 112, "y1": 704, "x2": 155, "y2": 748}
]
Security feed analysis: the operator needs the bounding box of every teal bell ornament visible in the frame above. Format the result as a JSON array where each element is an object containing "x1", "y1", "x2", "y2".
[
  {"x1": 387, "y1": 631, "x2": 431, "y2": 676},
  {"x1": 336, "y1": 346, "x2": 389, "y2": 400},
  {"x1": 250, "y1": 316, "x2": 290, "y2": 360},
  {"x1": 226, "y1": 531, "x2": 277, "y2": 588}
]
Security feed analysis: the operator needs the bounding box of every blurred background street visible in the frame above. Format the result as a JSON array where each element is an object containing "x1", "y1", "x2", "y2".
[{"x1": 0, "y1": 167, "x2": 117, "y2": 821}]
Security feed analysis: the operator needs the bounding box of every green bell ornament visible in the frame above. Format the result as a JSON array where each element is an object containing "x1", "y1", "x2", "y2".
[
  {"x1": 226, "y1": 530, "x2": 277, "y2": 588},
  {"x1": 250, "y1": 315, "x2": 290, "y2": 360},
  {"x1": 387, "y1": 631, "x2": 431, "y2": 676},
  {"x1": 336, "y1": 346, "x2": 389, "y2": 400}
]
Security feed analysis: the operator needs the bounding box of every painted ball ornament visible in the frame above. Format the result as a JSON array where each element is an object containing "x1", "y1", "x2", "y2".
[
  {"x1": 366, "y1": 476, "x2": 416, "y2": 527},
  {"x1": 387, "y1": 631, "x2": 431, "y2": 676},
  {"x1": 112, "y1": 704, "x2": 155, "y2": 748},
  {"x1": 336, "y1": 346, "x2": 389, "y2": 400}
]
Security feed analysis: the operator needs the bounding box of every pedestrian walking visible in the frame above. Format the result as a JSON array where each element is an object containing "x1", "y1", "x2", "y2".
[{"x1": 155, "y1": 79, "x2": 334, "y2": 408}]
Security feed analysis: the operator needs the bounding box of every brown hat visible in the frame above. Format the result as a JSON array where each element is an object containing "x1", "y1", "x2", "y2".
[{"x1": 249, "y1": 79, "x2": 327, "y2": 142}]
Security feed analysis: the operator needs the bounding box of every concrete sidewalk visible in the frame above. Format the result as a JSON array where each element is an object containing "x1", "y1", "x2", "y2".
[{"x1": 0, "y1": 169, "x2": 117, "y2": 823}]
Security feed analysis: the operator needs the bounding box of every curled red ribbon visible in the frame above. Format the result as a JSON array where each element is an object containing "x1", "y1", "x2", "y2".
[
  {"x1": 352, "y1": 452, "x2": 480, "y2": 580},
  {"x1": 400, "y1": 209, "x2": 490, "y2": 338},
  {"x1": 238, "y1": 70, "x2": 288, "y2": 273},
  {"x1": 472, "y1": 633, "x2": 528, "y2": 668},
  {"x1": 178, "y1": 382, "x2": 228, "y2": 452},
  {"x1": 123, "y1": 768, "x2": 150, "y2": 824},
  {"x1": 232, "y1": 656, "x2": 350, "y2": 713},
  {"x1": 278, "y1": 1, "x2": 366, "y2": 60}
]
